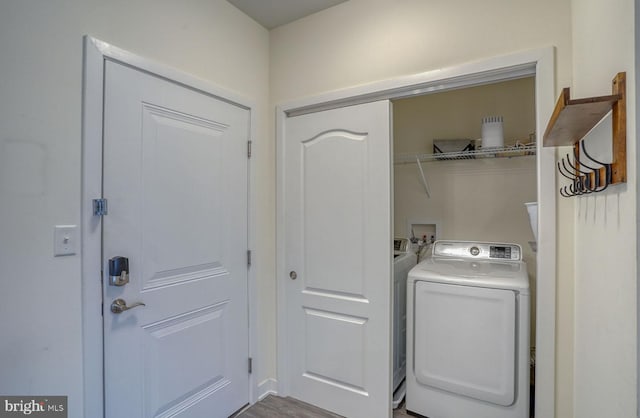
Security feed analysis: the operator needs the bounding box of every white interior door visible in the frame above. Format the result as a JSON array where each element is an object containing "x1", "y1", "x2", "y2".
[
  {"x1": 283, "y1": 101, "x2": 392, "y2": 418},
  {"x1": 102, "y1": 60, "x2": 250, "y2": 418}
]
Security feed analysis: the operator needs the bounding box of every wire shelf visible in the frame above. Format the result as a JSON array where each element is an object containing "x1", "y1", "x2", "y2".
[{"x1": 394, "y1": 144, "x2": 536, "y2": 165}]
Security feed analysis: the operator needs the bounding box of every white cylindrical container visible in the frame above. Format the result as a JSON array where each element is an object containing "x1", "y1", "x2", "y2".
[
  {"x1": 525, "y1": 201, "x2": 538, "y2": 241},
  {"x1": 481, "y1": 116, "x2": 504, "y2": 149}
]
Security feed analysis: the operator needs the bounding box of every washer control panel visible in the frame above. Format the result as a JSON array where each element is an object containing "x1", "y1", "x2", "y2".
[
  {"x1": 433, "y1": 241, "x2": 521, "y2": 261},
  {"x1": 489, "y1": 245, "x2": 515, "y2": 259}
]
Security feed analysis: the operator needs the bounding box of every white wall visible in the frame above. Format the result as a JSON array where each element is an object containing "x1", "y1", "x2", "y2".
[
  {"x1": 571, "y1": 0, "x2": 637, "y2": 417},
  {"x1": 0, "y1": 1, "x2": 269, "y2": 417},
  {"x1": 271, "y1": 0, "x2": 574, "y2": 415}
]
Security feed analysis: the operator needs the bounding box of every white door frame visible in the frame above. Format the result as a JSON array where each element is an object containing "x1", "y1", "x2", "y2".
[
  {"x1": 81, "y1": 36, "x2": 259, "y2": 418},
  {"x1": 277, "y1": 47, "x2": 557, "y2": 417}
]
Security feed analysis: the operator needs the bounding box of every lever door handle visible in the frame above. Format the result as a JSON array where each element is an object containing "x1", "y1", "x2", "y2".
[{"x1": 110, "y1": 298, "x2": 146, "y2": 314}]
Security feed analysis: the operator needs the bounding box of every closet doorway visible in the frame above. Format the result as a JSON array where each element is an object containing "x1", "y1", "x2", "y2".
[{"x1": 277, "y1": 48, "x2": 556, "y2": 418}]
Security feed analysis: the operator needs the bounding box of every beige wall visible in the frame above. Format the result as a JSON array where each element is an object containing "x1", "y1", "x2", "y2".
[
  {"x1": 393, "y1": 78, "x2": 536, "y2": 155},
  {"x1": 571, "y1": 0, "x2": 637, "y2": 417},
  {"x1": 270, "y1": 0, "x2": 572, "y2": 103},
  {"x1": 271, "y1": 0, "x2": 574, "y2": 415},
  {"x1": 555, "y1": 193, "x2": 575, "y2": 417},
  {"x1": 393, "y1": 78, "x2": 537, "y2": 341},
  {"x1": 0, "y1": 1, "x2": 269, "y2": 416}
]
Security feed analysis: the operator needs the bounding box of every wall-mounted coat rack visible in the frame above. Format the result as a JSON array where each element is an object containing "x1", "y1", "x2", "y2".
[{"x1": 543, "y1": 72, "x2": 626, "y2": 197}]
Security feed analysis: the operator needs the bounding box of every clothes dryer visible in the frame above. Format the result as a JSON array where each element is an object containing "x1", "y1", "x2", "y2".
[{"x1": 406, "y1": 240, "x2": 529, "y2": 418}]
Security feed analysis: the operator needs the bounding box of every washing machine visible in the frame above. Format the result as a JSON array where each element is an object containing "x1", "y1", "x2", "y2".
[
  {"x1": 393, "y1": 238, "x2": 417, "y2": 407},
  {"x1": 406, "y1": 240, "x2": 529, "y2": 418}
]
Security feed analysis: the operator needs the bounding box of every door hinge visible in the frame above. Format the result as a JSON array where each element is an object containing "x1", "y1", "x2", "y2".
[
  {"x1": 248, "y1": 357, "x2": 253, "y2": 374},
  {"x1": 93, "y1": 198, "x2": 108, "y2": 216},
  {"x1": 247, "y1": 140, "x2": 252, "y2": 159},
  {"x1": 247, "y1": 250, "x2": 252, "y2": 267}
]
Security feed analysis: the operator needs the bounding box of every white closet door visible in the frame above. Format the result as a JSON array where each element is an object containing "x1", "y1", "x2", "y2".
[{"x1": 283, "y1": 101, "x2": 393, "y2": 418}]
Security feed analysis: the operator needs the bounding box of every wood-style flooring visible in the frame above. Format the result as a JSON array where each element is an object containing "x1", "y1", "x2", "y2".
[{"x1": 234, "y1": 395, "x2": 412, "y2": 418}]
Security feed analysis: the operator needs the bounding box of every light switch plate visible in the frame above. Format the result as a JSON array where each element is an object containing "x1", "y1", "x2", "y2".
[{"x1": 54, "y1": 225, "x2": 78, "y2": 256}]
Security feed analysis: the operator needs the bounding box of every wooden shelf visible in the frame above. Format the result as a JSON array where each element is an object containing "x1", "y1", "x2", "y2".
[
  {"x1": 544, "y1": 72, "x2": 627, "y2": 190},
  {"x1": 542, "y1": 90, "x2": 619, "y2": 147}
]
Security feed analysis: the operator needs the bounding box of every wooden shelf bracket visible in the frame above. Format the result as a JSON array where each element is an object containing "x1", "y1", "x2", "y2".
[{"x1": 543, "y1": 72, "x2": 626, "y2": 196}]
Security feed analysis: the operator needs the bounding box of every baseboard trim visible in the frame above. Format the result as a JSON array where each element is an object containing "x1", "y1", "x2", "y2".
[{"x1": 257, "y1": 378, "x2": 278, "y2": 400}]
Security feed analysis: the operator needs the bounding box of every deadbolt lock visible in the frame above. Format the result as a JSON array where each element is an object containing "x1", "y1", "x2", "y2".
[{"x1": 109, "y1": 256, "x2": 130, "y2": 286}]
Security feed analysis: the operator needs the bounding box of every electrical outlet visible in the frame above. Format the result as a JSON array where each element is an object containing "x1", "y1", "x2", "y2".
[{"x1": 54, "y1": 225, "x2": 77, "y2": 256}]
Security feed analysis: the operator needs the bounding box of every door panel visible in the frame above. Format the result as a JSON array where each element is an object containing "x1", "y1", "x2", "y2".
[
  {"x1": 303, "y1": 131, "x2": 367, "y2": 296},
  {"x1": 304, "y1": 307, "x2": 368, "y2": 391},
  {"x1": 141, "y1": 103, "x2": 226, "y2": 285},
  {"x1": 103, "y1": 60, "x2": 249, "y2": 418},
  {"x1": 284, "y1": 101, "x2": 392, "y2": 418}
]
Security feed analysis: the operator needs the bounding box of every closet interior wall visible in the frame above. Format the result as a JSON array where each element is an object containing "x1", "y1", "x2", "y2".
[{"x1": 393, "y1": 77, "x2": 538, "y2": 341}]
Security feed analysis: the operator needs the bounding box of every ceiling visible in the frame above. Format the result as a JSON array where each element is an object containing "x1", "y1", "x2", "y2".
[{"x1": 227, "y1": 0, "x2": 348, "y2": 29}]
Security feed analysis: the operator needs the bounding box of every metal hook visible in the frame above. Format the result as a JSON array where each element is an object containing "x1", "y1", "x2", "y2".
[
  {"x1": 557, "y1": 161, "x2": 576, "y2": 182},
  {"x1": 573, "y1": 146, "x2": 598, "y2": 172},
  {"x1": 560, "y1": 187, "x2": 573, "y2": 198},
  {"x1": 580, "y1": 141, "x2": 608, "y2": 166},
  {"x1": 572, "y1": 147, "x2": 601, "y2": 191},
  {"x1": 557, "y1": 160, "x2": 585, "y2": 197},
  {"x1": 564, "y1": 155, "x2": 595, "y2": 193},
  {"x1": 565, "y1": 153, "x2": 591, "y2": 176},
  {"x1": 565, "y1": 182, "x2": 581, "y2": 197},
  {"x1": 561, "y1": 158, "x2": 591, "y2": 195},
  {"x1": 580, "y1": 142, "x2": 612, "y2": 192},
  {"x1": 557, "y1": 160, "x2": 578, "y2": 196}
]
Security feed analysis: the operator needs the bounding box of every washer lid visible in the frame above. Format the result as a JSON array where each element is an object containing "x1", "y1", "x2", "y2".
[
  {"x1": 394, "y1": 250, "x2": 416, "y2": 264},
  {"x1": 409, "y1": 257, "x2": 529, "y2": 292}
]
